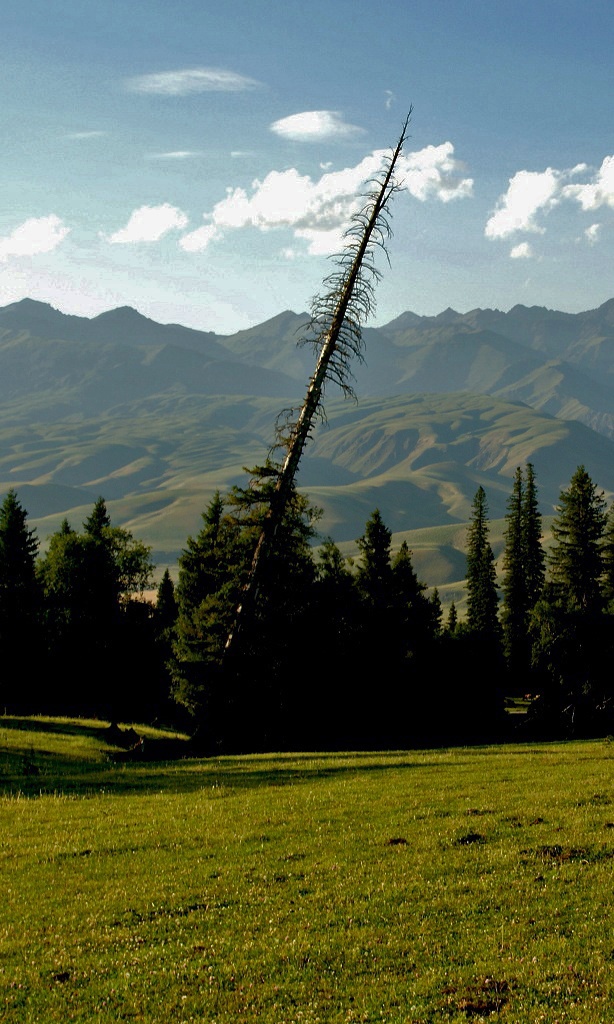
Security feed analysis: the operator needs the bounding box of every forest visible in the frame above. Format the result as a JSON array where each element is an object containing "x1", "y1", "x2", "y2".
[{"x1": 2, "y1": 459, "x2": 614, "y2": 753}]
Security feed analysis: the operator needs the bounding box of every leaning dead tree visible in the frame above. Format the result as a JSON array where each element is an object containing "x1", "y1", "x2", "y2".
[{"x1": 224, "y1": 111, "x2": 412, "y2": 662}]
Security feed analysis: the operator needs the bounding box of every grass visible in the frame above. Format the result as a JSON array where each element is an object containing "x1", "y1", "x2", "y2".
[{"x1": 2, "y1": 718, "x2": 614, "y2": 1022}]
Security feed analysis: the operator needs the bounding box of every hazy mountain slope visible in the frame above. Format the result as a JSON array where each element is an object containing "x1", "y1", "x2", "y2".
[{"x1": 3, "y1": 297, "x2": 614, "y2": 596}]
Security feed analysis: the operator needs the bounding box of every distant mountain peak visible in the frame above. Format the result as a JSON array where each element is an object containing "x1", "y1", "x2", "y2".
[{"x1": 92, "y1": 305, "x2": 153, "y2": 323}]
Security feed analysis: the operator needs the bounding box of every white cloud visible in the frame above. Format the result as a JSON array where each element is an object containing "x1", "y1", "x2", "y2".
[
  {"x1": 485, "y1": 158, "x2": 614, "y2": 243},
  {"x1": 0, "y1": 215, "x2": 70, "y2": 261},
  {"x1": 179, "y1": 223, "x2": 221, "y2": 252},
  {"x1": 510, "y1": 242, "x2": 533, "y2": 259},
  {"x1": 385, "y1": 90, "x2": 395, "y2": 111},
  {"x1": 562, "y1": 155, "x2": 614, "y2": 210},
  {"x1": 179, "y1": 143, "x2": 472, "y2": 256},
  {"x1": 485, "y1": 169, "x2": 560, "y2": 239},
  {"x1": 584, "y1": 223, "x2": 601, "y2": 244},
  {"x1": 397, "y1": 143, "x2": 473, "y2": 202},
  {"x1": 125, "y1": 67, "x2": 261, "y2": 95},
  {"x1": 270, "y1": 110, "x2": 365, "y2": 142},
  {"x1": 106, "y1": 204, "x2": 189, "y2": 244},
  {"x1": 148, "y1": 151, "x2": 202, "y2": 160}
]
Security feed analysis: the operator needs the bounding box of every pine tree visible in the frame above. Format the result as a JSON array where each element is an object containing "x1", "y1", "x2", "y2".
[
  {"x1": 175, "y1": 468, "x2": 320, "y2": 750},
  {"x1": 445, "y1": 602, "x2": 458, "y2": 635},
  {"x1": 549, "y1": 465, "x2": 606, "y2": 612},
  {"x1": 38, "y1": 499, "x2": 153, "y2": 716},
  {"x1": 501, "y1": 464, "x2": 545, "y2": 682},
  {"x1": 356, "y1": 508, "x2": 393, "y2": 609},
  {"x1": 523, "y1": 463, "x2": 545, "y2": 607},
  {"x1": 0, "y1": 490, "x2": 41, "y2": 707},
  {"x1": 466, "y1": 486, "x2": 501, "y2": 640}
]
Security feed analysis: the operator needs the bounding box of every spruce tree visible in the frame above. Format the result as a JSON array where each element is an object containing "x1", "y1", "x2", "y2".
[
  {"x1": 466, "y1": 486, "x2": 501, "y2": 640},
  {"x1": 501, "y1": 464, "x2": 545, "y2": 682},
  {"x1": 549, "y1": 465, "x2": 606, "y2": 612},
  {"x1": 356, "y1": 508, "x2": 393, "y2": 609},
  {"x1": 0, "y1": 490, "x2": 41, "y2": 707},
  {"x1": 38, "y1": 500, "x2": 153, "y2": 716},
  {"x1": 523, "y1": 463, "x2": 545, "y2": 606}
]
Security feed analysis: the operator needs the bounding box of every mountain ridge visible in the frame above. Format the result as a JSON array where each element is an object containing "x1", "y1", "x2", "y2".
[{"x1": 2, "y1": 296, "x2": 614, "y2": 596}]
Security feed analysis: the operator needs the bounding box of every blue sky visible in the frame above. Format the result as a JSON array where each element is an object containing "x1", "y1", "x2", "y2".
[{"x1": 2, "y1": 0, "x2": 613, "y2": 333}]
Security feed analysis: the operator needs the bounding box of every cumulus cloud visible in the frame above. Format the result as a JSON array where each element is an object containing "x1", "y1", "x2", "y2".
[
  {"x1": 179, "y1": 142, "x2": 472, "y2": 256},
  {"x1": 562, "y1": 155, "x2": 614, "y2": 210},
  {"x1": 486, "y1": 157, "x2": 614, "y2": 243},
  {"x1": 510, "y1": 242, "x2": 533, "y2": 259},
  {"x1": 0, "y1": 215, "x2": 70, "y2": 261},
  {"x1": 106, "y1": 204, "x2": 189, "y2": 244},
  {"x1": 270, "y1": 110, "x2": 365, "y2": 142},
  {"x1": 485, "y1": 169, "x2": 560, "y2": 239},
  {"x1": 397, "y1": 143, "x2": 474, "y2": 202},
  {"x1": 125, "y1": 67, "x2": 261, "y2": 95}
]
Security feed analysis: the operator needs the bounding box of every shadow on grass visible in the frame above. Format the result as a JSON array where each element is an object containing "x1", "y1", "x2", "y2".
[
  {"x1": 1, "y1": 717, "x2": 113, "y2": 740},
  {"x1": 1, "y1": 716, "x2": 588, "y2": 800},
  {"x1": 0, "y1": 735, "x2": 459, "y2": 799}
]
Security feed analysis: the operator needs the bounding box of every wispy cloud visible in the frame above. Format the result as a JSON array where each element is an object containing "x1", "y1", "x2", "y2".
[
  {"x1": 510, "y1": 242, "x2": 533, "y2": 259},
  {"x1": 147, "y1": 151, "x2": 202, "y2": 160},
  {"x1": 584, "y1": 223, "x2": 601, "y2": 245},
  {"x1": 179, "y1": 142, "x2": 472, "y2": 256},
  {"x1": 270, "y1": 111, "x2": 365, "y2": 142},
  {"x1": 125, "y1": 67, "x2": 261, "y2": 95},
  {"x1": 0, "y1": 215, "x2": 70, "y2": 261},
  {"x1": 105, "y1": 204, "x2": 188, "y2": 244},
  {"x1": 385, "y1": 90, "x2": 395, "y2": 110},
  {"x1": 64, "y1": 130, "x2": 106, "y2": 140}
]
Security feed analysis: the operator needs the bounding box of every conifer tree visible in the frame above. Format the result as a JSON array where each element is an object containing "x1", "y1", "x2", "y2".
[
  {"x1": 356, "y1": 508, "x2": 393, "y2": 609},
  {"x1": 0, "y1": 490, "x2": 41, "y2": 707},
  {"x1": 38, "y1": 499, "x2": 153, "y2": 715},
  {"x1": 466, "y1": 486, "x2": 501, "y2": 641},
  {"x1": 501, "y1": 464, "x2": 544, "y2": 682},
  {"x1": 523, "y1": 463, "x2": 545, "y2": 606},
  {"x1": 549, "y1": 465, "x2": 606, "y2": 612}
]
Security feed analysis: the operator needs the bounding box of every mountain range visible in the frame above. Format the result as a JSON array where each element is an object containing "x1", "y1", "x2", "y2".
[{"x1": 2, "y1": 296, "x2": 614, "y2": 603}]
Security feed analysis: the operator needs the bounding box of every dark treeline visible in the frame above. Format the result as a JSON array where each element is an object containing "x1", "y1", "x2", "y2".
[{"x1": 3, "y1": 462, "x2": 614, "y2": 751}]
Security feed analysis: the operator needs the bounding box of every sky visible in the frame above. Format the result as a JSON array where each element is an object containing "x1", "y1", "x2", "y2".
[{"x1": 2, "y1": 0, "x2": 613, "y2": 334}]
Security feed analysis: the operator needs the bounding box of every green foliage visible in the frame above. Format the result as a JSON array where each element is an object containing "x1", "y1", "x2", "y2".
[
  {"x1": 172, "y1": 468, "x2": 319, "y2": 746},
  {"x1": 501, "y1": 464, "x2": 545, "y2": 682},
  {"x1": 0, "y1": 489, "x2": 42, "y2": 703},
  {"x1": 549, "y1": 465, "x2": 607, "y2": 612},
  {"x1": 466, "y1": 486, "x2": 501, "y2": 641},
  {"x1": 356, "y1": 507, "x2": 393, "y2": 607},
  {"x1": 36, "y1": 498, "x2": 154, "y2": 718}
]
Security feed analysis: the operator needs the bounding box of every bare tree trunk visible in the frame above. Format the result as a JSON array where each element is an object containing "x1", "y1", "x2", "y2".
[{"x1": 224, "y1": 112, "x2": 412, "y2": 663}]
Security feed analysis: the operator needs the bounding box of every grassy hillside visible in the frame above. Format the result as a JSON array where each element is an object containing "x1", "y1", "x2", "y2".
[
  {"x1": 2, "y1": 391, "x2": 610, "y2": 600},
  {"x1": 2, "y1": 717, "x2": 614, "y2": 1022}
]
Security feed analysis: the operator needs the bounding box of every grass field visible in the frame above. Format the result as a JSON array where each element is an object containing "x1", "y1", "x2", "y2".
[{"x1": 2, "y1": 717, "x2": 614, "y2": 1022}]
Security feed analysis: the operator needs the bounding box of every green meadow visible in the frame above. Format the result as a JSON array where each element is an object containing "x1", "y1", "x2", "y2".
[{"x1": 2, "y1": 717, "x2": 614, "y2": 1023}]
